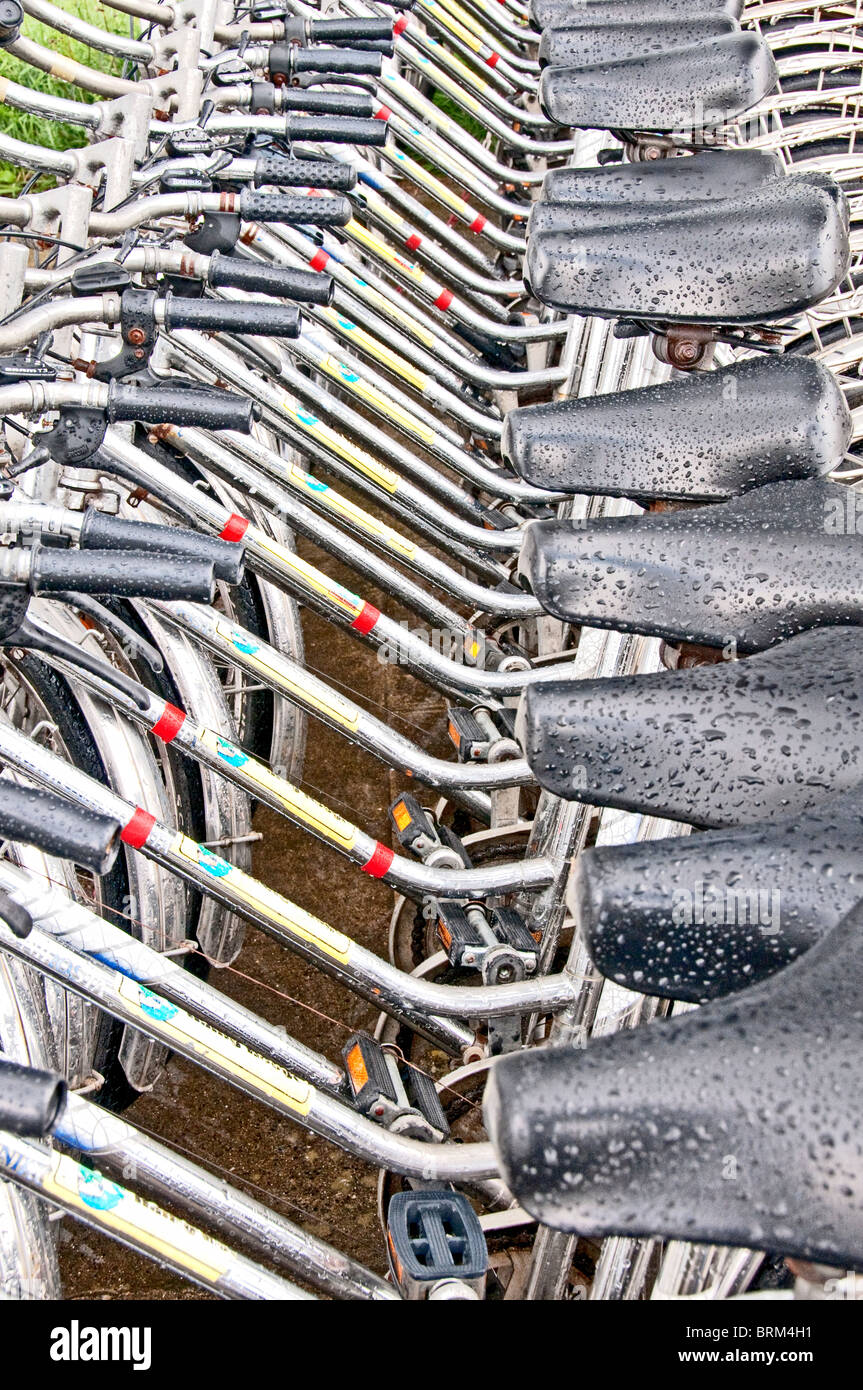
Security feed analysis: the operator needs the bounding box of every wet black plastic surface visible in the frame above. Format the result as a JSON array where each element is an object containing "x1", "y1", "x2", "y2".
[
  {"x1": 576, "y1": 787, "x2": 863, "y2": 1001},
  {"x1": 525, "y1": 179, "x2": 849, "y2": 322},
  {"x1": 539, "y1": 33, "x2": 776, "y2": 130},
  {"x1": 522, "y1": 477, "x2": 863, "y2": 651},
  {"x1": 521, "y1": 626, "x2": 863, "y2": 825},
  {"x1": 502, "y1": 356, "x2": 850, "y2": 500},
  {"x1": 485, "y1": 900, "x2": 863, "y2": 1269}
]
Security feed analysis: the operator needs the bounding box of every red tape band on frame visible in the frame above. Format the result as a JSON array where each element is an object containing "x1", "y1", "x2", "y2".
[
  {"x1": 121, "y1": 807, "x2": 156, "y2": 848},
  {"x1": 361, "y1": 842, "x2": 394, "y2": 878},
  {"x1": 219, "y1": 514, "x2": 249, "y2": 542},
  {"x1": 151, "y1": 703, "x2": 186, "y2": 743},
  {"x1": 351, "y1": 602, "x2": 380, "y2": 635}
]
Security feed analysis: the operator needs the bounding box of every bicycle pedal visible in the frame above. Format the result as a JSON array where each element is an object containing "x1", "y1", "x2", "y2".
[
  {"x1": 389, "y1": 796, "x2": 471, "y2": 868},
  {"x1": 435, "y1": 902, "x2": 485, "y2": 967},
  {"x1": 447, "y1": 705, "x2": 518, "y2": 762},
  {"x1": 343, "y1": 1034, "x2": 449, "y2": 1140},
  {"x1": 447, "y1": 708, "x2": 490, "y2": 762},
  {"x1": 343, "y1": 1033, "x2": 399, "y2": 1120},
  {"x1": 436, "y1": 902, "x2": 538, "y2": 974},
  {"x1": 389, "y1": 794, "x2": 437, "y2": 856},
  {"x1": 386, "y1": 1190, "x2": 487, "y2": 1300},
  {"x1": 403, "y1": 1065, "x2": 449, "y2": 1140},
  {"x1": 489, "y1": 906, "x2": 540, "y2": 958}
]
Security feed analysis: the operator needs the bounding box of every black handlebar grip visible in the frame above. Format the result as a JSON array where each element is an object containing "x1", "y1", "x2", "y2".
[
  {"x1": 79, "y1": 511, "x2": 245, "y2": 584},
  {"x1": 289, "y1": 46, "x2": 382, "y2": 77},
  {"x1": 282, "y1": 90, "x2": 375, "y2": 119},
  {"x1": 253, "y1": 154, "x2": 356, "y2": 192},
  {"x1": 0, "y1": 782, "x2": 121, "y2": 877},
  {"x1": 108, "y1": 383, "x2": 254, "y2": 433},
  {"x1": 283, "y1": 115, "x2": 387, "y2": 147},
  {"x1": 31, "y1": 546, "x2": 217, "y2": 604},
  {"x1": 239, "y1": 189, "x2": 351, "y2": 226},
  {"x1": 252, "y1": 84, "x2": 375, "y2": 118},
  {"x1": 209, "y1": 253, "x2": 334, "y2": 306},
  {"x1": 0, "y1": 1058, "x2": 67, "y2": 1139},
  {"x1": 308, "y1": 17, "x2": 394, "y2": 42},
  {"x1": 163, "y1": 292, "x2": 303, "y2": 337}
]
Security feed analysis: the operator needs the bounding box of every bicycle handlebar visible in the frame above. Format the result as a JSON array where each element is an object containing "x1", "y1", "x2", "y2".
[
  {"x1": 253, "y1": 154, "x2": 356, "y2": 192},
  {"x1": 288, "y1": 17, "x2": 394, "y2": 43},
  {"x1": 282, "y1": 114, "x2": 387, "y2": 147},
  {"x1": 107, "y1": 382, "x2": 254, "y2": 432},
  {"x1": 85, "y1": 190, "x2": 354, "y2": 236},
  {"x1": 239, "y1": 189, "x2": 352, "y2": 225},
  {"x1": 270, "y1": 44, "x2": 382, "y2": 78},
  {"x1": 29, "y1": 545, "x2": 217, "y2": 603},
  {"x1": 0, "y1": 1058, "x2": 66, "y2": 1139},
  {"x1": 208, "y1": 253, "x2": 334, "y2": 305},
  {"x1": 79, "y1": 511, "x2": 245, "y2": 584},
  {"x1": 270, "y1": 88, "x2": 376, "y2": 120},
  {"x1": 0, "y1": 782, "x2": 120, "y2": 877},
  {"x1": 163, "y1": 291, "x2": 303, "y2": 338}
]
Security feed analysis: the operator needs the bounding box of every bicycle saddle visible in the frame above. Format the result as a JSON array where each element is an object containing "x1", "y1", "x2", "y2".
[
  {"x1": 485, "y1": 898, "x2": 863, "y2": 1269},
  {"x1": 532, "y1": 0, "x2": 744, "y2": 30},
  {"x1": 539, "y1": 34, "x2": 777, "y2": 131},
  {"x1": 530, "y1": 170, "x2": 846, "y2": 237},
  {"x1": 521, "y1": 477, "x2": 863, "y2": 653},
  {"x1": 538, "y1": 15, "x2": 738, "y2": 68},
  {"x1": 526, "y1": 180, "x2": 849, "y2": 323},
  {"x1": 575, "y1": 786, "x2": 863, "y2": 1003},
  {"x1": 518, "y1": 625, "x2": 863, "y2": 826},
  {"x1": 541, "y1": 147, "x2": 782, "y2": 205},
  {"x1": 500, "y1": 356, "x2": 850, "y2": 501}
]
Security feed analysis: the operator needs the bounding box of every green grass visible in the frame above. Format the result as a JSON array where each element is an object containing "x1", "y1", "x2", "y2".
[
  {"x1": 432, "y1": 89, "x2": 487, "y2": 144},
  {"x1": 0, "y1": 0, "x2": 127, "y2": 195}
]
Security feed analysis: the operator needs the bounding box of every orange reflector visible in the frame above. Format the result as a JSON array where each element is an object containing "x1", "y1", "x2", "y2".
[
  {"x1": 387, "y1": 1230, "x2": 403, "y2": 1285},
  {"x1": 393, "y1": 800, "x2": 412, "y2": 832},
  {"x1": 346, "y1": 1043, "x2": 369, "y2": 1092}
]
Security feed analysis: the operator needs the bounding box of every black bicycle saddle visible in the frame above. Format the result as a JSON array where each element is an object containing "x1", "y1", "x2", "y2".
[
  {"x1": 531, "y1": 0, "x2": 744, "y2": 30},
  {"x1": 532, "y1": 164, "x2": 848, "y2": 235},
  {"x1": 525, "y1": 179, "x2": 849, "y2": 322},
  {"x1": 540, "y1": 147, "x2": 782, "y2": 205},
  {"x1": 538, "y1": 14, "x2": 738, "y2": 67},
  {"x1": 518, "y1": 625, "x2": 863, "y2": 826},
  {"x1": 500, "y1": 356, "x2": 851, "y2": 501},
  {"x1": 539, "y1": 33, "x2": 776, "y2": 131},
  {"x1": 485, "y1": 898, "x2": 863, "y2": 1269},
  {"x1": 520, "y1": 477, "x2": 863, "y2": 653},
  {"x1": 575, "y1": 786, "x2": 863, "y2": 1002}
]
